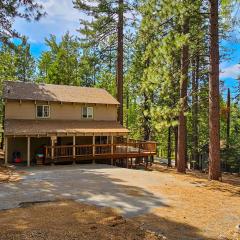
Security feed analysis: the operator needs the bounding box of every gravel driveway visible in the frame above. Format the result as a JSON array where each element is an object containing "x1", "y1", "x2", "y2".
[{"x1": 0, "y1": 164, "x2": 169, "y2": 217}]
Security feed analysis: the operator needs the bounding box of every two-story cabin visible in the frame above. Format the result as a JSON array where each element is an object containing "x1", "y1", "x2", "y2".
[{"x1": 3, "y1": 81, "x2": 156, "y2": 167}]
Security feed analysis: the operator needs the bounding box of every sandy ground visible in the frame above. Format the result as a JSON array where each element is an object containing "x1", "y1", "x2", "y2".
[
  {"x1": 0, "y1": 164, "x2": 239, "y2": 240},
  {"x1": 0, "y1": 200, "x2": 164, "y2": 240}
]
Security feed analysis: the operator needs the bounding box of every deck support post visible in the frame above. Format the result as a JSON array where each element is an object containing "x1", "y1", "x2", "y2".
[
  {"x1": 27, "y1": 137, "x2": 30, "y2": 167},
  {"x1": 73, "y1": 135, "x2": 76, "y2": 164},
  {"x1": 111, "y1": 135, "x2": 114, "y2": 165},
  {"x1": 4, "y1": 137, "x2": 8, "y2": 165},
  {"x1": 51, "y1": 137, "x2": 55, "y2": 165},
  {"x1": 92, "y1": 135, "x2": 95, "y2": 164}
]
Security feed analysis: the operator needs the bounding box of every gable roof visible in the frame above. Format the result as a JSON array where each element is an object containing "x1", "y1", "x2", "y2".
[{"x1": 3, "y1": 81, "x2": 119, "y2": 105}]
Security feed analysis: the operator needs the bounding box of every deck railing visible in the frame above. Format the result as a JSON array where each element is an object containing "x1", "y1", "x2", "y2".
[{"x1": 44, "y1": 141, "x2": 156, "y2": 161}]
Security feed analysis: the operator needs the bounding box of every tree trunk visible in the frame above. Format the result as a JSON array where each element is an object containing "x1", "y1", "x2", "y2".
[
  {"x1": 167, "y1": 127, "x2": 172, "y2": 167},
  {"x1": 192, "y1": 56, "x2": 199, "y2": 168},
  {"x1": 226, "y1": 88, "x2": 230, "y2": 148},
  {"x1": 117, "y1": 0, "x2": 124, "y2": 125},
  {"x1": 174, "y1": 126, "x2": 178, "y2": 167},
  {"x1": 126, "y1": 89, "x2": 129, "y2": 128},
  {"x1": 177, "y1": 18, "x2": 189, "y2": 173},
  {"x1": 143, "y1": 91, "x2": 151, "y2": 141},
  {"x1": 209, "y1": 0, "x2": 221, "y2": 180}
]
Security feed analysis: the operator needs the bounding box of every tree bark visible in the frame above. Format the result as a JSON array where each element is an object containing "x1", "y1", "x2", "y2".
[
  {"x1": 143, "y1": 91, "x2": 151, "y2": 141},
  {"x1": 167, "y1": 127, "x2": 172, "y2": 167},
  {"x1": 226, "y1": 88, "x2": 230, "y2": 148},
  {"x1": 117, "y1": 0, "x2": 124, "y2": 125},
  {"x1": 208, "y1": 0, "x2": 221, "y2": 180},
  {"x1": 174, "y1": 126, "x2": 178, "y2": 167},
  {"x1": 192, "y1": 56, "x2": 199, "y2": 168},
  {"x1": 177, "y1": 18, "x2": 189, "y2": 173}
]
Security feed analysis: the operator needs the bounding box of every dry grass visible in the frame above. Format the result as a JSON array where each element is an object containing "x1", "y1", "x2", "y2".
[
  {"x1": 0, "y1": 200, "x2": 165, "y2": 240},
  {"x1": 132, "y1": 164, "x2": 240, "y2": 240}
]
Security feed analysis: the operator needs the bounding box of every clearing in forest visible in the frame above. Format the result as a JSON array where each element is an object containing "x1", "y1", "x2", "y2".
[{"x1": 0, "y1": 164, "x2": 239, "y2": 240}]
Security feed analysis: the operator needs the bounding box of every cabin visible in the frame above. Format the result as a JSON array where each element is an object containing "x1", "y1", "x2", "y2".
[{"x1": 3, "y1": 81, "x2": 156, "y2": 167}]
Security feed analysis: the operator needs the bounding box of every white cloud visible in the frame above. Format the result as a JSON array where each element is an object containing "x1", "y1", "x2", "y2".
[
  {"x1": 40, "y1": 0, "x2": 80, "y2": 23},
  {"x1": 220, "y1": 64, "x2": 240, "y2": 79},
  {"x1": 13, "y1": 0, "x2": 81, "y2": 43}
]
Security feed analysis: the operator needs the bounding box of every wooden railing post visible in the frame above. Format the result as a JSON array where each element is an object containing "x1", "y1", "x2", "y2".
[
  {"x1": 27, "y1": 136, "x2": 31, "y2": 167},
  {"x1": 111, "y1": 135, "x2": 114, "y2": 165},
  {"x1": 51, "y1": 137, "x2": 55, "y2": 165},
  {"x1": 4, "y1": 137, "x2": 8, "y2": 165},
  {"x1": 92, "y1": 135, "x2": 95, "y2": 164},
  {"x1": 73, "y1": 136, "x2": 76, "y2": 158}
]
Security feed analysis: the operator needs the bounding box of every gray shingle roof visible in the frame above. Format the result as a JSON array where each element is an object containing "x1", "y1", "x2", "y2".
[
  {"x1": 4, "y1": 119, "x2": 129, "y2": 136},
  {"x1": 3, "y1": 81, "x2": 119, "y2": 105}
]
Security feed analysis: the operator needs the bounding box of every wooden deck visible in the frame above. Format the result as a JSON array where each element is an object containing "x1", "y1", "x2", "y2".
[{"x1": 44, "y1": 141, "x2": 157, "y2": 168}]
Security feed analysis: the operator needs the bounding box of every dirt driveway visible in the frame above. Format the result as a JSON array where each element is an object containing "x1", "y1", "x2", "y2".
[
  {"x1": 0, "y1": 164, "x2": 168, "y2": 217},
  {"x1": 0, "y1": 164, "x2": 239, "y2": 240}
]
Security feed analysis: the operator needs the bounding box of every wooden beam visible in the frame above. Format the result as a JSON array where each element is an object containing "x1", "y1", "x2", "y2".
[
  {"x1": 73, "y1": 135, "x2": 76, "y2": 159},
  {"x1": 4, "y1": 137, "x2": 8, "y2": 165},
  {"x1": 51, "y1": 137, "x2": 55, "y2": 162},
  {"x1": 111, "y1": 135, "x2": 114, "y2": 165},
  {"x1": 27, "y1": 137, "x2": 30, "y2": 167},
  {"x1": 92, "y1": 135, "x2": 95, "y2": 164}
]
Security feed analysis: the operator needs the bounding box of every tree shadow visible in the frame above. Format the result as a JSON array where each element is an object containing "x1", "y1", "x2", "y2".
[
  {"x1": 0, "y1": 164, "x2": 168, "y2": 217},
  {"x1": 0, "y1": 200, "x2": 216, "y2": 240},
  {"x1": 132, "y1": 213, "x2": 216, "y2": 240},
  {"x1": 0, "y1": 164, "x2": 226, "y2": 239}
]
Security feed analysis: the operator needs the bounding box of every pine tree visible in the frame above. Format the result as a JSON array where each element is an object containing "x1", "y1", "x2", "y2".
[
  {"x1": 15, "y1": 37, "x2": 36, "y2": 82},
  {"x1": 73, "y1": 0, "x2": 136, "y2": 125},
  {"x1": 177, "y1": 16, "x2": 189, "y2": 173},
  {"x1": 0, "y1": 0, "x2": 45, "y2": 45},
  {"x1": 208, "y1": 0, "x2": 221, "y2": 180},
  {"x1": 38, "y1": 33, "x2": 81, "y2": 85}
]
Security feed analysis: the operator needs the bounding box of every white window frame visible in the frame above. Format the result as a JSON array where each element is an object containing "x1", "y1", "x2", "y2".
[
  {"x1": 82, "y1": 106, "x2": 93, "y2": 119},
  {"x1": 36, "y1": 105, "x2": 50, "y2": 119}
]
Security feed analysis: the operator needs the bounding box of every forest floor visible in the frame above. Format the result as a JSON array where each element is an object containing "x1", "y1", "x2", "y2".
[
  {"x1": 143, "y1": 164, "x2": 240, "y2": 240},
  {"x1": 0, "y1": 200, "x2": 164, "y2": 240},
  {"x1": 0, "y1": 164, "x2": 239, "y2": 240}
]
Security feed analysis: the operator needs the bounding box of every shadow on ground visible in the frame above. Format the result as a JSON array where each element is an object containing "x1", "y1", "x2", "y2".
[
  {"x1": 0, "y1": 200, "x2": 215, "y2": 240},
  {"x1": 1, "y1": 165, "x2": 167, "y2": 217},
  {"x1": 0, "y1": 164, "x2": 234, "y2": 239}
]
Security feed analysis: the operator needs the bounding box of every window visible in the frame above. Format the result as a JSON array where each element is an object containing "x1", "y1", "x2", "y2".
[
  {"x1": 36, "y1": 105, "x2": 50, "y2": 118},
  {"x1": 82, "y1": 106, "x2": 93, "y2": 119}
]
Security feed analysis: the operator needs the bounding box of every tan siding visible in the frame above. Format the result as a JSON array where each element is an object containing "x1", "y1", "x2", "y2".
[
  {"x1": 5, "y1": 101, "x2": 117, "y2": 121},
  {"x1": 5, "y1": 101, "x2": 36, "y2": 119}
]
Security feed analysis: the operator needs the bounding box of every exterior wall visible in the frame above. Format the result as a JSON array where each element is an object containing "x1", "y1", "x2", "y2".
[{"x1": 5, "y1": 101, "x2": 117, "y2": 121}]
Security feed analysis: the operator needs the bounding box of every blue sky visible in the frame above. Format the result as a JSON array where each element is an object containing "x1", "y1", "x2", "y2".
[
  {"x1": 13, "y1": 0, "x2": 80, "y2": 56},
  {"x1": 13, "y1": 0, "x2": 240, "y2": 93}
]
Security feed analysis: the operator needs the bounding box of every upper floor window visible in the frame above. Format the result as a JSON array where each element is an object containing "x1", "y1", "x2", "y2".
[
  {"x1": 36, "y1": 105, "x2": 50, "y2": 118},
  {"x1": 82, "y1": 106, "x2": 93, "y2": 119}
]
